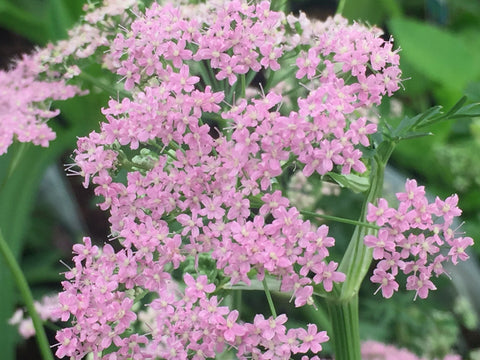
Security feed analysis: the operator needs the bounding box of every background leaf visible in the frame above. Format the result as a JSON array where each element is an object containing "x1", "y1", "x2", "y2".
[
  {"x1": 0, "y1": 0, "x2": 84, "y2": 44},
  {"x1": 389, "y1": 17, "x2": 480, "y2": 92}
]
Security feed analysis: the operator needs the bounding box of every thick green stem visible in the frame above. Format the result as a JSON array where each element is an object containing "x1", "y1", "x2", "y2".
[
  {"x1": 0, "y1": 229, "x2": 54, "y2": 360},
  {"x1": 336, "y1": 155, "x2": 385, "y2": 301},
  {"x1": 326, "y1": 295, "x2": 361, "y2": 360},
  {"x1": 336, "y1": 141, "x2": 395, "y2": 302},
  {"x1": 325, "y1": 140, "x2": 395, "y2": 360}
]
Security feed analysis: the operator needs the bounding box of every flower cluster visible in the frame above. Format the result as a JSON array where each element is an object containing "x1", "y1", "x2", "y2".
[
  {"x1": 0, "y1": 0, "x2": 140, "y2": 156},
  {"x1": 55, "y1": 237, "x2": 330, "y2": 359},
  {"x1": 365, "y1": 179, "x2": 474, "y2": 299},
  {"x1": 0, "y1": 54, "x2": 81, "y2": 155},
  {"x1": 8, "y1": 294, "x2": 60, "y2": 339},
  {"x1": 361, "y1": 340, "x2": 461, "y2": 360},
  {"x1": 52, "y1": 0, "x2": 403, "y2": 358}
]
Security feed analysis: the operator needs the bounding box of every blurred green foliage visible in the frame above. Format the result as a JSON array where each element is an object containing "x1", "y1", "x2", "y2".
[{"x1": 0, "y1": 0, "x2": 85, "y2": 44}]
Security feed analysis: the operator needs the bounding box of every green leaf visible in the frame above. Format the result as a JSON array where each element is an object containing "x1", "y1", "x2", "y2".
[
  {"x1": 327, "y1": 172, "x2": 370, "y2": 193},
  {"x1": 465, "y1": 82, "x2": 480, "y2": 103},
  {"x1": 342, "y1": 0, "x2": 402, "y2": 24},
  {"x1": 0, "y1": 143, "x2": 56, "y2": 360},
  {"x1": 389, "y1": 17, "x2": 480, "y2": 91},
  {"x1": 0, "y1": 1, "x2": 47, "y2": 44},
  {"x1": 387, "y1": 97, "x2": 480, "y2": 140},
  {"x1": 0, "y1": 0, "x2": 84, "y2": 44}
]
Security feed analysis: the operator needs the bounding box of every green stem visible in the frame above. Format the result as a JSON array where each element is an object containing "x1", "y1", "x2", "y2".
[
  {"x1": 299, "y1": 210, "x2": 380, "y2": 230},
  {"x1": 262, "y1": 277, "x2": 277, "y2": 318},
  {"x1": 326, "y1": 295, "x2": 361, "y2": 360},
  {"x1": 336, "y1": 152, "x2": 387, "y2": 301},
  {"x1": 240, "y1": 74, "x2": 246, "y2": 99},
  {"x1": 245, "y1": 69, "x2": 258, "y2": 89},
  {"x1": 336, "y1": 0, "x2": 347, "y2": 15},
  {"x1": 0, "y1": 229, "x2": 54, "y2": 360},
  {"x1": 234, "y1": 290, "x2": 243, "y2": 316},
  {"x1": 264, "y1": 69, "x2": 274, "y2": 92},
  {"x1": 308, "y1": 298, "x2": 332, "y2": 335},
  {"x1": 205, "y1": 61, "x2": 222, "y2": 91},
  {"x1": 324, "y1": 140, "x2": 395, "y2": 360}
]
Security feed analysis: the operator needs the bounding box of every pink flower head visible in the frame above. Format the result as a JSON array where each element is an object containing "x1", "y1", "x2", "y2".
[
  {"x1": 364, "y1": 229, "x2": 396, "y2": 260},
  {"x1": 312, "y1": 261, "x2": 346, "y2": 291},
  {"x1": 366, "y1": 179, "x2": 473, "y2": 299},
  {"x1": 371, "y1": 268, "x2": 399, "y2": 298},
  {"x1": 366, "y1": 198, "x2": 395, "y2": 226},
  {"x1": 296, "y1": 324, "x2": 329, "y2": 354},
  {"x1": 184, "y1": 273, "x2": 216, "y2": 300},
  {"x1": 296, "y1": 48, "x2": 320, "y2": 79},
  {"x1": 448, "y1": 236, "x2": 473, "y2": 265},
  {"x1": 406, "y1": 270, "x2": 436, "y2": 300},
  {"x1": 50, "y1": 1, "x2": 410, "y2": 358}
]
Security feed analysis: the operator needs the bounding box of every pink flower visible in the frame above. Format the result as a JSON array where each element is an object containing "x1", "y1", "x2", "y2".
[
  {"x1": 406, "y1": 271, "x2": 436, "y2": 300},
  {"x1": 366, "y1": 198, "x2": 395, "y2": 226},
  {"x1": 364, "y1": 229, "x2": 396, "y2": 260},
  {"x1": 296, "y1": 324, "x2": 329, "y2": 353},
  {"x1": 222, "y1": 310, "x2": 247, "y2": 342},
  {"x1": 263, "y1": 314, "x2": 288, "y2": 340},
  {"x1": 55, "y1": 328, "x2": 79, "y2": 358},
  {"x1": 170, "y1": 64, "x2": 199, "y2": 93},
  {"x1": 259, "y1": 43, "x2": 282, "y2": 71},
  {"x1": 296, "y1": 48, "x2": 320, "y2": 79},
  {"x1": 448, "y1": 237, "x2": 473, "y2": 265},
  {"x1": 371, "y1": 268, "x2": 399, "y2": 298},
  {"x1": 184, "y1": 274, "x2": 216, "y2": 300},
  {"x1": 312, "y1": 261, "x2": 346, "y2": 291},
  {"x1": 433, "y1": 194, "x2": 462, "y2": 222},
  {"x1": 396, "y1": 179, "x2": 425, "y2": 206},
  {"x1": 294, "y1": 285, "x2": 314, "y2": 308}
]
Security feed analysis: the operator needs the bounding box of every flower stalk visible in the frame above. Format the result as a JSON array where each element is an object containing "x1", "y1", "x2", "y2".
[
  {"x1": 326, "y1": 294, "x2": 361, "y2": 360},
  {"x1": 336, "y1": 150, "x2": 390, "y2": 301},
  {"x1": 0, "y1": 228, "x2": 54, "y2": 360},
  {"x1": 263, "y1": 277, "x2": 278, "y2": 318},
  {"x1": 324, "y1": 140, "x2": 395, "y2": 359}
]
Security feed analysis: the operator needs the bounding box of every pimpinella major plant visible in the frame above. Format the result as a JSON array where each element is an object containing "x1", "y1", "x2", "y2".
[{"x1": 1, "y1": 0, "x2": 479, "y2": 359}]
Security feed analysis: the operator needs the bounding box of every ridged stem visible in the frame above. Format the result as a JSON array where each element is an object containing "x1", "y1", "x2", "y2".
[
  {"x1": 336, "y1": 154, "x2": 385, "y2": 301},
  {"x1": 326, "y1": 295, "x2": 361, "y2": 360},
  {"x1": 326, "y1": 140, "x2": 395, "y2": 359}
]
